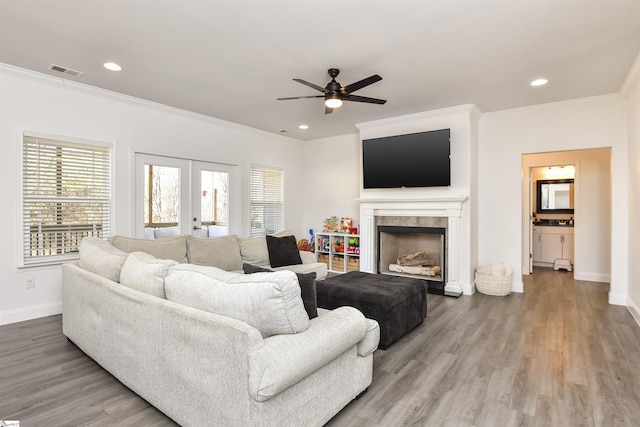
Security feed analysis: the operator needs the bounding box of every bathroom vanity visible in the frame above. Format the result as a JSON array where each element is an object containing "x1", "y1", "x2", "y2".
[{"x1": 532, "y1": 222, "x2": 574, "y2": 267}]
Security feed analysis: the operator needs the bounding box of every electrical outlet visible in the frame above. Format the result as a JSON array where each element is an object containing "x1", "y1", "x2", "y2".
[{"x1": 26, "y1": 277, "x2": 35, "y2": 289}]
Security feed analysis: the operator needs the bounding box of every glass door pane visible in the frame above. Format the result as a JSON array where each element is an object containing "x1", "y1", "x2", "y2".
[
  {"x1": 135, "y1": 154, "x2": 189, "y2": 239},
  {"x1": 144, "y1": 164, "x2": 180, "y2": 228},
  {"x1": 192, "y1": 161, "x2": 235, "y2": 237}
]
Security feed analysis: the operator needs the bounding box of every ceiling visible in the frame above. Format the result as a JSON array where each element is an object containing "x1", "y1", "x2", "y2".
[{"x1": 1, "y1": 1, "x2": 639, "y2": 141}]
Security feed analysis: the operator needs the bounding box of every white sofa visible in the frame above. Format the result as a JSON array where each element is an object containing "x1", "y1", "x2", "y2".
[{"x1": 62, "y1": 237, "x2": 378, "y2": 426}]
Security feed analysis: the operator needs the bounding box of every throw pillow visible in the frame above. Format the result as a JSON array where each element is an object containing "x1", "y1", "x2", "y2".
[
  {"x1": 110, "y1": 235, "x2": 188, "y2": 263},
  {"x1": 165, "y1": 264, "x2": 310, "y2": 338},
  {"x1": 120, "y1": 252, "x2": 178, "y2": 298},
  {"x1": 266, "y1": 235, "x2": 302, "y2": 268},
  {"x1": 243, "y1": 263, "x2": 318, "y2": 319},
  {"x1": 187, "y1": 235, "x2": 243, "y2": 271},
  {"x1": 78, "y1": 236, "x2": 128, "y2": 282}
]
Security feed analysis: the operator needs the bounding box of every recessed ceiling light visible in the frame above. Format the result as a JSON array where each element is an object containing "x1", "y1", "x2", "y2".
[
  {"x1": 104, "y1": 62, "x2": 122, "y2": 71},
  {"x1": 299, "y1": 124, "x2": 309, "y2": 130},
  {"x1": 531, "y1": 78, "x2": 548, "y2": 87}
]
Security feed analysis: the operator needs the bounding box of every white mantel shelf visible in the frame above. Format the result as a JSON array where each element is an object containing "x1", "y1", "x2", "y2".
[{"x1": 357, "y1": 196, "x2": 468, "y2": 204}]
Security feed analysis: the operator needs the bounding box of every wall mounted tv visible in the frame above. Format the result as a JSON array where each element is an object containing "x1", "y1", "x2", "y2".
[{"x1": 362, "y1": 128, "x2": 451, "y2": 189}]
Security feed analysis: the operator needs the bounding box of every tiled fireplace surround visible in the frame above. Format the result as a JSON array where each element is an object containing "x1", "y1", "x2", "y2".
[{"x1": 359, "y1": 197, "x2": 468, "y2": 295}]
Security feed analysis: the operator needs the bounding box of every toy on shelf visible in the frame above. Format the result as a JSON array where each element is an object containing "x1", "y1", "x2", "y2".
[
  {"x1": 331, "y1": 242, "x2": 345, "y2": 254},
  {"x1": 323, "y1": 216, "x2": 339, "y2": 232},
  {"x1": 339, "y1": 217, "x2": 353, "y2": 233}
]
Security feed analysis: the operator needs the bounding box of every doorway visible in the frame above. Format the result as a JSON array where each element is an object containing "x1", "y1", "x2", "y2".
[
  {"x1": 528, "y1": 164, "x2": 576, "y2": 275},
  {"x1": 134, "y1": 153, "x2": 238, "y2": 238},
  {"x1": 522, "y1": 148, "x2": 612, "y2": 284}
]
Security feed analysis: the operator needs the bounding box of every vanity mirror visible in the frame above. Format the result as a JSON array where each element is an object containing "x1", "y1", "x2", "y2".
[{"x1": 536, "y1": 179, "x2": 574, "y2": 213}]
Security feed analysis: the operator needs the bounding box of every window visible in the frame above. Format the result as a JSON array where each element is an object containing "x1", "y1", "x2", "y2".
[
  {"x1": 250, "y1": 165, "x2": 284, "y2": 236},
  {"x1": 21, "y1": 133, "x2": 111, "y2": 266}
]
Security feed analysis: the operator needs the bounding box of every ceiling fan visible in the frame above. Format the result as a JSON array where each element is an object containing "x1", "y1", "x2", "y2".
[{"x1": 277, "y1": 68, "x2": 386, "y2": 114}]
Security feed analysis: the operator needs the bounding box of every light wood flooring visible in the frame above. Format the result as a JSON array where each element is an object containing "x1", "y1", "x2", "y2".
[{"x1": 2, "y1": 268, "x2": 639, "y2": 426}]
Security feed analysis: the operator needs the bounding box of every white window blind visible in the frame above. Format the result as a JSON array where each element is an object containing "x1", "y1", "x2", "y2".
[
  {"x1": 250, "y1": 165, "x2": 284, "y2": 237},
  {"x1": 21, "y1": 134, "x2": 112, "y2": 266}
]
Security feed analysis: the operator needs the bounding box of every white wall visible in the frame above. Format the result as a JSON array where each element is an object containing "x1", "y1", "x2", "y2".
[
  {"x1": 0, "y1": 66, "x2": 307, "y2": 325},
  {"x1": 479, "y1": 95, "x2": 628, "y2": 303},
  {"x1": 302, "y1": 133, "x2": 361, "y2": 237},
  {"x1": 625, "y1": 56, "x2": 640, "y2": 323}
]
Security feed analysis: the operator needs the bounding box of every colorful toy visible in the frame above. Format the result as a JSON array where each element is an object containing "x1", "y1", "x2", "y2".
[{"x1": 323, "y1": 216, "x2": 339, "y2": 232}]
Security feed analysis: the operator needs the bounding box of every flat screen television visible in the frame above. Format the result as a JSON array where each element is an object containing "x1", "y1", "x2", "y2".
[{"x1": 362, "y1": 128, "x2": 451, "y2": 189}]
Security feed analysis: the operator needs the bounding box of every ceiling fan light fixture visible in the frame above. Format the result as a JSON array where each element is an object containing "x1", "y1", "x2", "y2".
[{"x1": 325, "y1": 96, "x2": 343, "y2": 109}]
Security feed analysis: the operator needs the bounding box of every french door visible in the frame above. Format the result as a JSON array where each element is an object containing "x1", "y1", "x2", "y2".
[{"x1": 134, "y1": 154, "x2": 238, "y2": 238}]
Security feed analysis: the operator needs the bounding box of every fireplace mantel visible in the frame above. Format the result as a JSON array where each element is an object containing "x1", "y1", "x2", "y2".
[{"x1": 359, "y1": 196, "x2": 469, "y2": 294}]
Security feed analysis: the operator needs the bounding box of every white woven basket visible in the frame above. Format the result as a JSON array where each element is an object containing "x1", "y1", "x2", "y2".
[{"x1": 475, "y1": 264, "x2": 512, "y2": 296}]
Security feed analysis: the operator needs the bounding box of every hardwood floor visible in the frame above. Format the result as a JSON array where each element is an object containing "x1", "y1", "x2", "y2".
[{"x1": 2, "y1": 268, "x2": 639, "y2": 426}]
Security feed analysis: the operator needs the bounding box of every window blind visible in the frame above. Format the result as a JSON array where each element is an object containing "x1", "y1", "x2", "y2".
[
  {"x1": 21, "y1": 135, "x2": 112, "y2": 266},
  {"x1": 249, "y1": 165, "x2": 284, "y2": 237}
]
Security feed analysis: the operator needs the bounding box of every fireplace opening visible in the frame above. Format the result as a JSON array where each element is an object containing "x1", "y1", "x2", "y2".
[{"x1": 377, "y1": 225, "x2": 446, "y2": 294}]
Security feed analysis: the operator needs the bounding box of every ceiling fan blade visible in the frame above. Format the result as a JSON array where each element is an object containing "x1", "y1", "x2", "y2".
[
  {"x1": 342, "y1": 75, "x2": 382, "y2": 93},
  {"x1": 325, "y1": 105, "x2": 333, "y2": 114},
  {"x1": 343, "y1": 94, "x2": 387, "y2": 104},
  {"x1": 293, "y1": 78, "x2": 329, "y2": 93},
  {"x1": 277, "y1": 95, "x2": 324, "y2": 100}
]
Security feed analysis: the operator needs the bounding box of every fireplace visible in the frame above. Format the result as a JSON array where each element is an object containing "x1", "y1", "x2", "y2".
[
  {"x1": 378, "y1": 225, "x2": 445, "y2": 277},
  {"x1": 377, "y1": 221, "x2": 447, "y2": 294},
  {"x1": 359, "y1": 197, "x2": 469, "y2": 295}
]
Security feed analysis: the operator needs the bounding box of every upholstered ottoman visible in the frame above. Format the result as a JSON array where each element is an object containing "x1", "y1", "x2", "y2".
[{"x1": 316, "y1": 271, "x2": 427, "y2": 349}]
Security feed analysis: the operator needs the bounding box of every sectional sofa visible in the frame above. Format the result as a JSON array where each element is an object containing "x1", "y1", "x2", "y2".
[{"x1": 62, "y1": 235, "x2": 379, "y2": 426}]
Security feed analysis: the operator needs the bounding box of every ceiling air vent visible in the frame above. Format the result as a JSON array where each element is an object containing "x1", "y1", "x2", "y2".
[{"x1": 49, "y1": 64, "x2": 84, "y2": 77}]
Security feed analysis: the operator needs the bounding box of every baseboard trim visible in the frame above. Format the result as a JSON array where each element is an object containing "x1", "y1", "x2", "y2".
[
  {"x1": 0, "y1": 301, "x2": 62, "y2": 326},
  {"x1": 627, "y1": 297, "x2": 640, "y2": 327},
  {"x1": 511, "y1": 279, "x2": 524, "y2": 293},
  {"x1": 608, "y1": 292, "x2": 627, "y2": 306},
  {"x1": 573, "y1": 271, "x2": 610, "y2": 283}
]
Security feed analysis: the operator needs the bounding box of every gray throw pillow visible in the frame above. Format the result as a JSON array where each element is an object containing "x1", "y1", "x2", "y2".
[
  {"x1": 243, "y1": 263, "x2": 318, "y2": 319},
  {"x1": 265, "y1": 235, "x2": 302, "y2": 268}
]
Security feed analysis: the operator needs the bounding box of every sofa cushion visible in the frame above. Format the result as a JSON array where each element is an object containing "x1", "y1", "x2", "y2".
[
  {"x1": 266, "y1": 235, "x2": 302, "y2": 268},
  {"x1": 120, "y1": 252, "x2": 177, "y2": 298},
  {"x1": 165, "y1": 264, "x2": 310, "y2": 338},
  {"x1": 78, "y1": 236, "x2": 128, "y2": 282},
  {"x1": 110, "y1": 235, "x2": 188, "y2": 263},
  {"x1": 188, "y1": 235, "x2": 243, "y2": 271},
  {"x1": 239, "y1": 236, "x2": 270, "y2": 266},
  {"x1": 243, "y1": 263, "x2": 318, "y2": 319}
]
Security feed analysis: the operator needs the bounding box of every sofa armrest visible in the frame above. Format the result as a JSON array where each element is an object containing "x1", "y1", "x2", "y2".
[
  {"x1": 299, "y1": 250, "x2": 316, "y2": 264},
  {"x1": 358, "y1": 318, "x2": 380, "y2": 357},
  {"x1": 248, "y1": 306, "x2": 369, "y2": 402}
]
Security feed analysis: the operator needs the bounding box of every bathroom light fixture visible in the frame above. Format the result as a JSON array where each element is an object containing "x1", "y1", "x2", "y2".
[
  {"x1": 299, "y1": 124, "x2": 309, "y2": 130},
  {"x1": 104, "y1": 62, "x2": 122, "y2": 71},
  {"x1": 531, "y1": 78, "x2": 548, "y2": 87}
]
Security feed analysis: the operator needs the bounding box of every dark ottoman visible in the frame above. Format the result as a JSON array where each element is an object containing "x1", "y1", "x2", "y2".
[{"x1": 316, "y1": 271, "x2": 427, "y2": 349}]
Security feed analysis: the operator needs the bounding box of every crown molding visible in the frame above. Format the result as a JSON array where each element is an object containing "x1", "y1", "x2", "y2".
[
  {"x1": 481, "y1": 93, "x2": 624, "y2": 119},
  {"x1": 0, "y1": 63, "x2": 302, "y2": 144},
  {"x1": 621, "y1": 51, "x2": 640, "y2": 98},
  {"x1": 355, "y1": 104, "x2": 480, "y2": 131}
]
